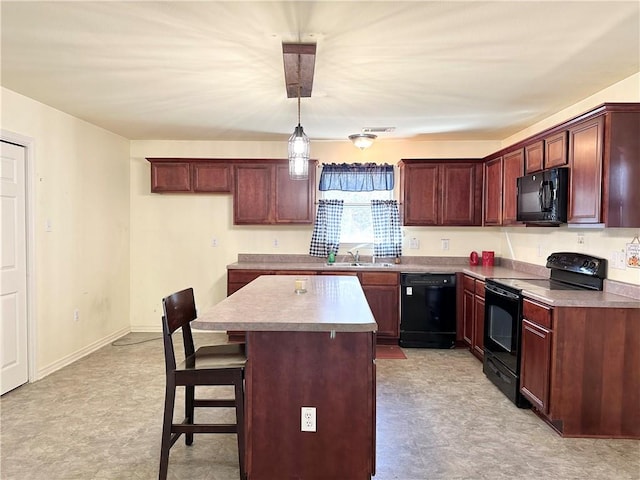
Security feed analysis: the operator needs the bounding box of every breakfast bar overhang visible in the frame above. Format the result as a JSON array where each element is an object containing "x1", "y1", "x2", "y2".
[{"x1": 193, "y1": 275, "x2": 378, "y2": 480}]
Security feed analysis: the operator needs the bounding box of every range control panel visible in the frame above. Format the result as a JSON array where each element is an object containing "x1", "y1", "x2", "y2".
[{"x1": 546, "y1": 252, "x2": 607, "y2": 278}]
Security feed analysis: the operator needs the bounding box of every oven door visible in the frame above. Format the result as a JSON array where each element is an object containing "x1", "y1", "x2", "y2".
[{"x1": 484, "y1": 282, "x2": 521, "y2": 374}]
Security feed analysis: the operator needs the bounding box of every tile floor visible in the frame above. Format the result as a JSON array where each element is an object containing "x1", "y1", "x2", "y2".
[{"x1": 1, "y1": 332, "x2": 638, "y2": 480}]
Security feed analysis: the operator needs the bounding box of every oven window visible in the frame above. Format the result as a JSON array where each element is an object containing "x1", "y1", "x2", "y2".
[{"x1": 488, "y1": 304, "x2": 513, "y2": 352}]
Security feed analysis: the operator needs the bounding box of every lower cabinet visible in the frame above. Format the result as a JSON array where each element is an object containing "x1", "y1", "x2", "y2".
[
  {"x1": 520, "y1": 299, "x2": 552, "y2": 413},
  {"x1": 359, "y1": 272, "x2": 400, "y2": 344},
  {"x1": 462, "y1": 274, "x2": 485, "y2": 360},
  {"x1": 227, "y1": 269, "x2": 400, "y2": 345},
  {"x1": 519, "y1": 299, "x2": 639, "y2": 438}
]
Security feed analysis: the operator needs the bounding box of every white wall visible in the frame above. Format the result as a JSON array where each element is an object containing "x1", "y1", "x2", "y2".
[{"x1": 1, "y1": 87, "x2": 131, "y2": 378}]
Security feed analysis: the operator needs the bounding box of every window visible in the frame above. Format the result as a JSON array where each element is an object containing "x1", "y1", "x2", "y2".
[
  {"x1": 320, "y1": 189, "x2": 393, "y2": 243},
  {"x1": 309, "y1": 163, "x2": 402, "y2": 258}
]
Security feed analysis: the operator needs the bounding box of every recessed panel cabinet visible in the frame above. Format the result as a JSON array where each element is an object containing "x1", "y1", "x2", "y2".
[
  {"x1": 400, "y1": 159, "x2": 483, "y2": 226},
  {"x1": 233, "y1": 161, "x2": 316, "y2": 225},
  {"x1": 567, "y1": 108, "x2": 640, "y2": 226},
  {"x1": 148, "y1": 158, "x2": 231, "y2": 193},
  {"x1": 502, "y1": 149, "x2": 524, "y2": 225},
  {"x1": 483, "y1": 156, "x2": 503, "y2": 225},
  {"x1": 519, "y1": 299, "x2": 639, "y2": 438},
  {"x1": 461, "y1": 274, "x2": 485, "y2": 360}
]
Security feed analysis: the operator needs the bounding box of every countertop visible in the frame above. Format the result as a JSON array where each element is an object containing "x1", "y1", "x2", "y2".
[
  {"x1": 193, "y1": 275, "x2": 377, "y2": 332},
  {"x1": 227, "y1": 257, "x2": 640, "y2": 309}
]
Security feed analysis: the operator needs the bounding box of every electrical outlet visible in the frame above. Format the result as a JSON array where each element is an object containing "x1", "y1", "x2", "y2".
[
  {"x1": 301, "y1": 407, "x2": 316, "y2": 432},
  {"x1": 273, "y1": 238, "x2": 279, "y2": 248},
  {"x1": 73, "y1": 309, "x2": 80, "y2": 322},
  {"x1": 441, "y1": 239, "x2": 449, "y2": 251},
  {"x1": 577, "y1": 233, "x2": 585, "y2": 245},
  {"x1": 211, "y1": 237, "x2": 218, "y2": 247},
  {"x1": 410, "y1": 237, "x2": 420, "y2": 249}
]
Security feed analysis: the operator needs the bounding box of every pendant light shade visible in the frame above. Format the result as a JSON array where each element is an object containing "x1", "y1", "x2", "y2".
[{"x1": 288, "y1": 124, "x2": 310, "y2": 179}]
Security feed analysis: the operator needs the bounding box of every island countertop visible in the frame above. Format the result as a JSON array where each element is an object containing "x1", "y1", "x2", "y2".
[{"x1": 193, "y1": 274, "x2": 377, "y2": 332}]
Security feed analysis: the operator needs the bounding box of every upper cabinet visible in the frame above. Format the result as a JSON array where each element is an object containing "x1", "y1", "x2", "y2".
[
  {"x1": 483, "y1": 155, "x2": 503, "y2": 226},
  {"x1": 233, "y1": 160, "x2": 316, "y2": 225},
  {"x1": 148, "y1": 158, "x2": 231, "y2": 193},
  {"x1": 483, "y1": 149, "x2": 522, "y2": 226},
  {"x1": 567, "y1": 107, "x2": 640, "y2": 227},
  {"x1": 483, "y1": 103, "x2": 639, "y2": 228},
  {"x1": 502, "y1": 149, "x2": 524, "y2": 226},
  {"x1": 147, "y1": 157, "x2": 317, "y2": 226},
  {"x1": 524, "y1": 132, "x2": 568, "y2": 174},
  {"x1": 400, "y1": 159, "x2": 483, "y2": 226}
]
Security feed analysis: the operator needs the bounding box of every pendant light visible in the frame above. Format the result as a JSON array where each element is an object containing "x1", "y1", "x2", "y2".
[{"x1": 288, "y1": 58, "x2": 310, "y2": 180}]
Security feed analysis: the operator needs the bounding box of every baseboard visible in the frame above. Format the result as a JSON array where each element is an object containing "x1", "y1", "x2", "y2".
[{"x1": 37, "y1": 326, "x2": 130, "y2": 380}]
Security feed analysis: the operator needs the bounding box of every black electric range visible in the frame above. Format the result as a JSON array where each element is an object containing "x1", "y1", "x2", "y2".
[
  {"x1": 483, "y1": 252, "x2": 607, "y2": 408},
  {"x1": 490, "y1": 251, "x2": 607, "y2": 294}
]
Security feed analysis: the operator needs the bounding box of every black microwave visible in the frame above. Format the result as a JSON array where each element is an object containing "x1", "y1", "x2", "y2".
[{"x1": 516, "y1": 167, "x2": 568, "y2": 225}]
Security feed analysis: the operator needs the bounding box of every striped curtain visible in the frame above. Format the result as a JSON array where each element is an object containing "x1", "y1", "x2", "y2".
[
  {"x1": 371, "y1": 200, "x2": 402, "y2": 257},
  {"x1": 309, "y1": 199, "x2": 344, "y2": 257}
]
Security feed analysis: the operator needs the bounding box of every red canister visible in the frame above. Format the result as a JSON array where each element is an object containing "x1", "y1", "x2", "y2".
[
  {"x1": 482, "y1": 251, "x2": 495, "y2": 266},
  {"x1": 469, "y1": 251, "x2": 479, "y2": 266}
]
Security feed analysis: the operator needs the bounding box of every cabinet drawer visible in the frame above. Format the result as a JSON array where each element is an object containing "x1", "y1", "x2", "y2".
[
  {"x1": 523, "y1": 299, "x2": 552, "y2": 329},
  {"x1": 359, "y1": 271, "x2": 399, "y2": 286},
  {"x1": 475, "y1": 280, "x2": 485, "y2": 298},
  {"x1": 463, "y1": 275, "x2": 476, "y2": 292}
]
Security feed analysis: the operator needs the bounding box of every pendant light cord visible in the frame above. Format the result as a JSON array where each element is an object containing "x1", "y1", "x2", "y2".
[{"x1": 297, "y1": 54, "x2": 302, "y2": 126}]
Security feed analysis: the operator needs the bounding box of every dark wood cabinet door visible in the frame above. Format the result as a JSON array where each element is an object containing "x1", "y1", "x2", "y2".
[
  {"x1": 568, "y1": 116, "x2": 604, "y2": 224},
  {"x1": 472, "y1": 290, "x2": 485, "y2": 360},
  {"x1": 274, "y1": 164, "x2": 315, "y2": 223},
  {"x1": 362, "y1": 284, "x2": 399, "y2": 342},
  {"x1": 544, "y1": 131, "x2": 568, "y2": 169},
  {"x1": 524, "y1": 141, "x2": 544, "y2": 174},
  {"x1": 402, "y1": 163, "x2": 439, "y2": 225},
  {"x1": 520, "y1": 318, "x2": 552, "y2": 414},
  {"x1": 502, "y1": 149, "x2": 524, "y2": 225},
  {"x1": 360, "y1": 272, "x2": 400, "y2": 343},
  {"x1": 233, "y1": 164, "x2": 272, "y2": 224},
  {"x1": 483, "y1": 156, "x2": 503, "y2": 225},
  {"x1": 462, "y1": 288, "x2": 474, "y2": 346},
  {"x1": 440, "y1": 163, "x2": 482, "y2": 225},
  {"x1": 192, "y1": 163, "x2": 231, "y2": 192},
  {"x1": 151, "y1": 162, "x2": 191, "y2": 192}
]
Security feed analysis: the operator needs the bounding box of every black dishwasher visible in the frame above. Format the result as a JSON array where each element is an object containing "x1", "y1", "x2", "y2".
[{"x1": 399, "y1": 273, "x2": 457, "y2": 348}]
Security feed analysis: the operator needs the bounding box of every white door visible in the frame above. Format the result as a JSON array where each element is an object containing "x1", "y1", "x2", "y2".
[{"x1": 1, "y1": 140, "x2": 29, "y2": 395}]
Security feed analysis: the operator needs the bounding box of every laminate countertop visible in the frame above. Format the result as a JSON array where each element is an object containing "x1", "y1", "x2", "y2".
[
  {"x1": 227, "y1": 260, "x2": 640, "y2": 309},
  {"x1": 194, "y1": 274, "x2": 377, "y2": 332}
]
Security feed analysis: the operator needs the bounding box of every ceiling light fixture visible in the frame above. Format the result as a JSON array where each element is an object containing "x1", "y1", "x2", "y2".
[
  {"x1": 349, "y1": 133, "x2": 377, "y2": 150},
  {"x1": 283, "y1": 43, "x2": 315, "y2": 180}
]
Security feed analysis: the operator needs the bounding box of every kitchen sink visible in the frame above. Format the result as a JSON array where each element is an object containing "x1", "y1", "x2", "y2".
[{"x1": 325, "y1": 262, "x2": 394, "y2": 268}]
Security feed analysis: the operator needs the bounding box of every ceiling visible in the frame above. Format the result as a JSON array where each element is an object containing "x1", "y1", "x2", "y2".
[{"x1": 1, "y1": 1, "x2": 638, "y2": 142}]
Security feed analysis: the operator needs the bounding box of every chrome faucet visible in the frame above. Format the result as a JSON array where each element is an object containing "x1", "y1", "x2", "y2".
[{"x1": 348, "y1": 250, "x2": 360, "y2": 264}]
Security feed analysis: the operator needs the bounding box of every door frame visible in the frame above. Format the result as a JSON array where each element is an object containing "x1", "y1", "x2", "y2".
[{"x1": 2, "y1": 130, "x2": 38, "y2": 384}]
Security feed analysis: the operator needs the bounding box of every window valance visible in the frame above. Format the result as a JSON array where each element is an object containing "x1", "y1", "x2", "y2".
[{"x1": 319, "y1": 163, "x2": 394, "y2": 191}]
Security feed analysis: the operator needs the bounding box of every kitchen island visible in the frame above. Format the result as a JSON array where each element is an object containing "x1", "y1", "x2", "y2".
[{"x1": 193, "y1": 274, "x2": 377, "y2": 480}]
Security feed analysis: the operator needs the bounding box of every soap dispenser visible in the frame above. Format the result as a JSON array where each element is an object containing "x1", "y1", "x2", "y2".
[{"x1": 327, "y1": 249, "x2": 336, "y2": 264}]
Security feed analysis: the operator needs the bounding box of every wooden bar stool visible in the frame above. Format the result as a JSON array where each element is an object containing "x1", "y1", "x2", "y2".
[{"x1": 159, "y1": 287, "x2": 246, "y2": 480}]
